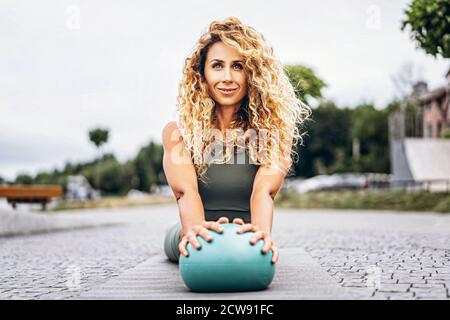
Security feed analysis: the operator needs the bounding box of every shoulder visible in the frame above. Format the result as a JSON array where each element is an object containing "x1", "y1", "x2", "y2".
[
  {"x1": 162, "y1": 121, "x2": 182, "y2": 147},
  {"x1": 162, "y1": 120, "x2": 178, "y2": 134}
]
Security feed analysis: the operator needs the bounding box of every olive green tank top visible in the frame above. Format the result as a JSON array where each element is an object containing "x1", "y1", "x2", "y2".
[{"x1": 197, "y1": 141, "x2": 259, "y2": 223}]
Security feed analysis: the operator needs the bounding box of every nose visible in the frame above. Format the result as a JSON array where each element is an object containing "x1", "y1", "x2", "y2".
[{"x1": 223, "y1": 65, "x2": 232, "y2": 81}]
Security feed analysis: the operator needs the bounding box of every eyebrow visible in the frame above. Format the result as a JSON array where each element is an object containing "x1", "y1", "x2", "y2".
[{"x1": 209, "y1": 59, "x2": 244, "y2": 64}]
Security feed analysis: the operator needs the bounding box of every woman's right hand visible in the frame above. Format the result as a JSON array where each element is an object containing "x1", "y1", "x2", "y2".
[{"x1": 178, "y1": 217, "x2": 230, "y2": 257}]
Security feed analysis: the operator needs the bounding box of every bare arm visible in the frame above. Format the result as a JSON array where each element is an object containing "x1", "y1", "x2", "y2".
[
  {"x1": 234, "y1": 144, "x2": 292, "y2": 264},
  {"x1": 250, "y1": 164, "x2": 287, "y2": 234},
  {"x1": 162, "y1": 121, "x2": 205, "y2": 236},
  {"x1": 250, "y1": 142, "x2": 292, "y2": 233},
  {"x1": 162, "y1": 121, "x2": 227, "y2": 258}
]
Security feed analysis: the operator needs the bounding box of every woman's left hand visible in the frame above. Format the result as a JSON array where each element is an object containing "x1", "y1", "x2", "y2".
[{"x1": 232, "y1": 218, "x2": 278, "y2": 264}]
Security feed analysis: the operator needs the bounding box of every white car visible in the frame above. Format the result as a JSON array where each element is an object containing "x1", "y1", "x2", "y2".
[
  {"x1": 65, "y1": 175, "x2": 100, "y2": 200},
  {"x1": 288, "y1": 173, "x2": 368, "y2": 193}
]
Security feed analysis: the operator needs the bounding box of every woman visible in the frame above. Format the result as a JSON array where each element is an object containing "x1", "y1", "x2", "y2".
[{"x1": 162, "y1": 17, "x2": 311, "y2": 265}]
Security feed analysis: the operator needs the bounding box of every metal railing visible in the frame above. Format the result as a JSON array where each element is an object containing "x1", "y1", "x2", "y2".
[{"x1": 389, "y1": 178, "x2": 450, "y2": 193}]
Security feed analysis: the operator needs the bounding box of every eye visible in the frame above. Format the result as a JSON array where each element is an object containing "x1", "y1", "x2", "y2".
[{"x1": 211, "y1": 63, "x2": 243, "y2": 70}]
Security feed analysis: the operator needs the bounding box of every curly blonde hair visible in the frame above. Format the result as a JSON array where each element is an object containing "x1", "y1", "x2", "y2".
[{"x1": 176, "y1": 17, "x2": 311, "y2": 185}]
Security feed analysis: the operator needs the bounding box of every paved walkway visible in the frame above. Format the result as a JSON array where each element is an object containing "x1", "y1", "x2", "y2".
[{"x1": 1, "y1": 203, "x2": 449, "y2": 300}]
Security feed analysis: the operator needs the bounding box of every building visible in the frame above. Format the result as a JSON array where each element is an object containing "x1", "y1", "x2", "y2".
[
  {"x1": 390, "y1": 138, "x2": 450, "y2": 191},
  {"x1": 419, "y1": 69, "x2": 450, "y2": 138},
  {"x1": 388, "y1": 67, "x2": 450, "y2": 191}
]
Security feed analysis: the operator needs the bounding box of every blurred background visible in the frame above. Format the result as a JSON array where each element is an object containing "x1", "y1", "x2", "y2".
[{"x1": 1, "y1": 0, "x2": 449, "y2": 213}]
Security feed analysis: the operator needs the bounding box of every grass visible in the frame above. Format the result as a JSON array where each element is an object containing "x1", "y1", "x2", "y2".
[
  {"x1": 274, "y1": 190, "x2": 450, "y2": 213},
  {"x1": 49, "y1": 190, "x2": 450, "y2": 213},
  {"x1": 51, "y1": 195, "x2": 175, "y2": 211}
]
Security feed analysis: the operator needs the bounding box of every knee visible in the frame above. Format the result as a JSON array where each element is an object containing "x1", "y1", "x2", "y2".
[{"x1": 163, "y1": 222, "x2": 181, "y2": 263}]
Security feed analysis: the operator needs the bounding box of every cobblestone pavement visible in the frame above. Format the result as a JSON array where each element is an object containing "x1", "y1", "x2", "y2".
[
  {"x1": 1, "y1": 204, "x2": 449, "y2": 299},
  {"x1": 0, "y1": 205, "x2": 172, "y2": 299},
  {"x1": 302, "y1": 232, "x2": 450, "y2": 300},
  {"x1": 274, "y1": 209, "x2": 450, "y2": 300}
]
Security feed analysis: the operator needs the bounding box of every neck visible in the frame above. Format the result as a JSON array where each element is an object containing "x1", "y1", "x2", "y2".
[{"x1": 214, "y1": 103, "x2": 241, "y2": 137}]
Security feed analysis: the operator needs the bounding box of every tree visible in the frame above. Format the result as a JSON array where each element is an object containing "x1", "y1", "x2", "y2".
[
  {"x1": 284, "y1": 65, "x2": 327, "y2": 104},
  {"x1": 350, "y1": 104, "x2": 390, "y2": 173},
  {"x1": 88, "y1": 127, "x2": 109, "y2": 190},
  {"x1": 134, "y1": 141, "x2": 164, "y2": 192},
  {"x1": 293, "y1": 101, "x2": 391, "y2": 177},
  {"x1": 294, "y1": 101, "x2": 352, "y2": 177},
  {"x1": 96, "y1": 156, "x2": 123, "y2": 195},
  {"x1": 390, "y1": 63, "x2": 424, "y2": 99},
  {"x1": 284, "y1": 64, "x2": 327, "y2": 176},
  {"x1": 389, "y1": 64, "x2": 427, "y2": 139},
  {"x1": 14, "y1": 174, "x2": 33, "y2": 185},
  {"x1": 401, "y1": 0, "x2": 450, "y2": 58},
  {"x1": 34, "y1": 172, "x2": 56, "y2": 185},
  {"x1": 121, "y1": 160, "x2": 139, "y2": 194},
  {"x1": 88, "y1": 127, "x2": 109, "y2": 152}
]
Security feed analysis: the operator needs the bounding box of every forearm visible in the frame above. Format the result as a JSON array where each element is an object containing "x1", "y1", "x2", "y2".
[
  {"x1": 250, "y1": 189, "x2": 274, "y2": 234},
  {"x1": 177, "y1": 188, "x2": 206, "y2": 235}
]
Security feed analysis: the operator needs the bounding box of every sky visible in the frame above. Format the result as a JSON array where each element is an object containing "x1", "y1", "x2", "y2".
[{"x1": 0, "y1": 0, "x2": 448, "y2": 181}]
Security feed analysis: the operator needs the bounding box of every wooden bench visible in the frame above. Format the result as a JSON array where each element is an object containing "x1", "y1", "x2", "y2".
[{"x1": 0, "y1": 185, "x2": 63, "y2": 211}]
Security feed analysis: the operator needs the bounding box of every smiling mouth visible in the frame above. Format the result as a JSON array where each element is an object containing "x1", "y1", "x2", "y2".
[{"x1": 217, "y1": 88, "x2": 238, "y2": 94}]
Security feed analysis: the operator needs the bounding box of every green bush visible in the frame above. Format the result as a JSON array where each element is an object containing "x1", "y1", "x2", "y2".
[
  {"x1": 440, "y1": 128, "x2": 450, "y2": 139},
  {"x1": 96, "y1": 158, "x2": 124, "y2": 195},
  {"x1": 275, "y1": 190, "x2": 450, "y2": 213}
]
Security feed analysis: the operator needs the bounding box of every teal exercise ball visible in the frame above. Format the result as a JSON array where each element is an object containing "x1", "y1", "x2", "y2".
[{"x1": 179, "y1": 223, "x2": 276, "y2": 292}]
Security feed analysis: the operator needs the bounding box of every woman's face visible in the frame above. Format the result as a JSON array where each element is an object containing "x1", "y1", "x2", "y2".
[{"x1": 204, "y1": 41, "x2": 248, "y2": 108}]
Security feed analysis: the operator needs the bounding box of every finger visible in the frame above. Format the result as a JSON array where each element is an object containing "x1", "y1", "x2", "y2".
[
  {"x1": 271, "y1": 246, "x2": 279, "y2": 264},
  {"x1": 217, "y1": 217, "x2": 229, "y2": 224},
  {"x1": 237, "y1": 223, "x2": 258, "y2": 234},
  {"x1": 192, "y1": 224, "x2": 202, "y2": 233},
  {"x1": 178, "y1": 238, "x2": 189, "y2": 257},
  {"x1": 188, "y1": 234, "x2": 202, "y2": 250},
  {"x1": 261, "y1": 236, "x2": 273, "y2": 254},
  {"x1": 249, "y1": 231, "x2": 264, "y2": 244},
  {"x1": 202, "y1": 221, "x2": 224, "y2": 233},
  {"x1": 232, "y1": 218, "x2": 245, "y2": 225},
  {"x1": 198, "y1": 227, "x2": 213, "y2": 242},
  {"x1": 212, "y1": 222, "x2": 225, "y2": 233}
]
